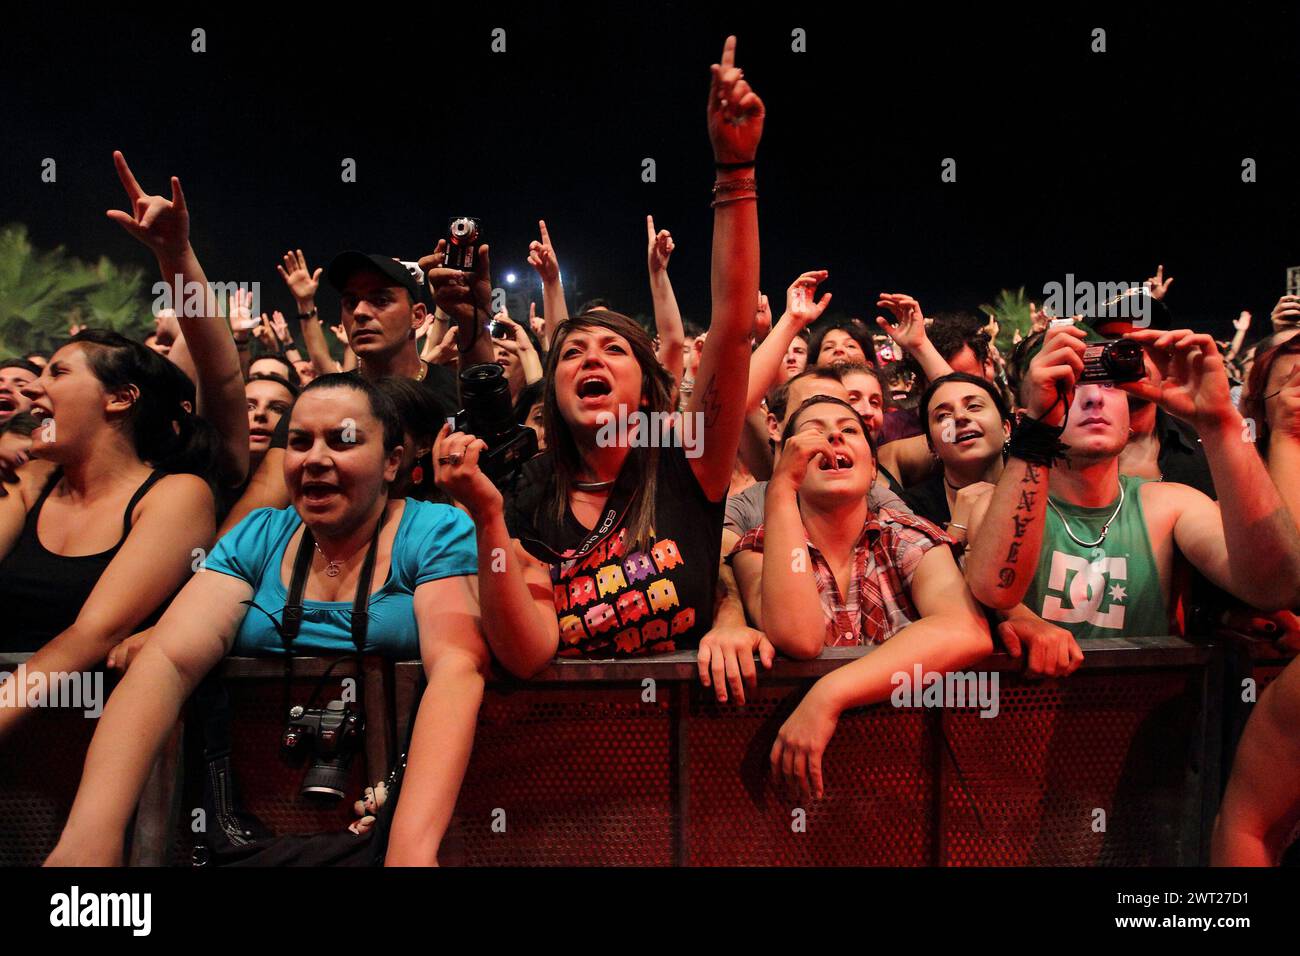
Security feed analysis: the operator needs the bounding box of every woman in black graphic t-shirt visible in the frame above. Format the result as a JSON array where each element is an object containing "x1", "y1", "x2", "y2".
[{"x1": 432, "y1": 35, "x2": 764, "y2": 672}]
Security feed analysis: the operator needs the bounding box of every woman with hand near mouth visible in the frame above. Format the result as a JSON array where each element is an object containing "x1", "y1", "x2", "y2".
[
  {"x1": 48, "y1": 375, "x2": 484, "y2": 866},
  {"x1": 0, "y1": 331, "x2": 219, "y2": 740},
  {"x1": 728, "y1": 395, "x2": 991, "y2": 801},
  {"x1": 433, "y1": 35, "x2": 763, "y2": 667}
]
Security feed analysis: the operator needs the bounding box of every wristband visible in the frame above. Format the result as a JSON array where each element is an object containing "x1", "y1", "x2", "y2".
[
  {"x1": 713, "y1": 177, "x2": 757, "y2": 195},
  {"x1": 711, "y1": 194, "x2": 758, "y2": 209},
  {"x1": 1006, "y1": 412, "x2": 1070, "y2": 466},
  {"x1": 715, "y1": 160, "x2": 756, "y2": 171}
]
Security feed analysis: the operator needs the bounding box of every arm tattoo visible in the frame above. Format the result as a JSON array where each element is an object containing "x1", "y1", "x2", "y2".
[
  {"x1": 700, "y1": 375, "x2": 723, "y2": 429},
  {"x1": 997, "y1": 466, "x2": 1042, "y2": 589}
]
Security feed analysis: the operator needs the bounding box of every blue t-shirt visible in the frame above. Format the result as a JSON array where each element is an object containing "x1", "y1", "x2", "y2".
[{"x1": 207, "y1": 499, "x2": 477, "y2": 659}]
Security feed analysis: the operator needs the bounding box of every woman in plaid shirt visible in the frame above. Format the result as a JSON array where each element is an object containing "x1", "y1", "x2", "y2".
[{"x1": 728, "y1": 395, "x2": 991, "y2": 801}]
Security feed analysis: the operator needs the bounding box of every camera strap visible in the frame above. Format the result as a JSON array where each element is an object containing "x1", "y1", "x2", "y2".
[{"x1": 516, "y1": 459, "x2": 639, "y2": 565}]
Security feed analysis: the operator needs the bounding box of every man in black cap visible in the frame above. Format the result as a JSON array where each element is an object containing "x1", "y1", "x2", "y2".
[
  {"x1": 219, "y1": 243, "x2": 497, "y2": 532},
  {"x1": 325, "y1": 248, "x2": 495, "y2": 413}
]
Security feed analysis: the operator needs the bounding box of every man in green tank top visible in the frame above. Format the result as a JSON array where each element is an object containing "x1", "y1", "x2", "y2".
[{"x1": 966, "y1": 322, "x2": 1300, "y2": 650}]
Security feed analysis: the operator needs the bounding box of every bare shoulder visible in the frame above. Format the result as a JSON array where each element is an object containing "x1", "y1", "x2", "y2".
[
  {"x1": 1138, "y1": 479, "x2": 1215, "y2": 530},
  {"x1": 136, "y1": 472, "x2": 216, "y2": 517}
]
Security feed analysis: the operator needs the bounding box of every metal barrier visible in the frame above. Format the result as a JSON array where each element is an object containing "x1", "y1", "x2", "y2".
[{"x1": 0, "y1": 635, "x2": 1271, "y2": 866}]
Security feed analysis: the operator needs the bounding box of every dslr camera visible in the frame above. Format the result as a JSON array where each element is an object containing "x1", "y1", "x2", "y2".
[
  {"x1": 453, "y1": 363, "x2": 539, "y2": 484},
  {"x1": 282, "y1": 699, "x2": 363, "y2": 801}
]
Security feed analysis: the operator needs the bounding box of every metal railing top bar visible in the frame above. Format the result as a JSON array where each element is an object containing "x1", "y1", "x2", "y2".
[{"x1": 1, "y1": 634, "x2": 1217, "y2": 684}]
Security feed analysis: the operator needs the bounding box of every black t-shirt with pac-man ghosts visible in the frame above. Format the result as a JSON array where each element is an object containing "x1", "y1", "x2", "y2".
[{"x1": 503, "y1": 442, "x2": 724, "y2": 657}]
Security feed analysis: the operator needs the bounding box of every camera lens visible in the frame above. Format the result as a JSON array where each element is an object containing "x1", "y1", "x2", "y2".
[{"x1": 460, "y1": 363, "x2": 515, "y2": 442}]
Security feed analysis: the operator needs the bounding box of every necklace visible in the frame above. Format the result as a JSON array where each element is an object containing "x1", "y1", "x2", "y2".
[
  {"x1": 314, "y1": 541, "x2": 346, "y2": 577},
  {"x1": 313, "y1": 512, "x2": 386, "y2": 577},
  {"x1": 574, "y1": 479, "x2": 615, "y2": 492},
  {"x1": 1046, "y1": 481, "x2": 1126, "y2": 549}
]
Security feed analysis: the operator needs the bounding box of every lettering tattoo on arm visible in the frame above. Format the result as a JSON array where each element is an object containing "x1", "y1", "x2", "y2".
[
  {"x1": 998, "y1": 463, "x2": 1042, "y2": 589},
  {"x1": 700, "y1": 375, "x2": 723, "y2": 429}
]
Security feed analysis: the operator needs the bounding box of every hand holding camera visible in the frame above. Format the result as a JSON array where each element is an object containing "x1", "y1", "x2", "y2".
[
  {"x1": 433, "y1": 421, "x2": 506, "y2": 521},
  {"x1": 419, "y1": 218, "x2": 493, "y2": 353},
  {"x1": 1121, "y1": 329, "x2": 1237, "y2": 432},
  {"x1": 1025, "y1": 322, "x2": 1087, "y2": 426}
]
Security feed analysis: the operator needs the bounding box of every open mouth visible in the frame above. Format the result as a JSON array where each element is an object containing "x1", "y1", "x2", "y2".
[
  {"x1": 954, "y1": 429, "x2": 982, "y2": 446},
  {"x1": 301, "y1": 480, "x2": 341, "y2": 504},
  {"x1": 250, "y1": 428, "x2": 274, "y2": 442},
  {"x1": 576, "y1": 376, "x2": 613, "y2": 401},
  {"x1": 819, "y1": 453, "x2": 853, "y2": 471},
  {"x1": 0, "y1": 396, "x2": 16, "y2": 414},
  {"x1": 28, "y1": 402, "x2": 52, "y2": 423}
]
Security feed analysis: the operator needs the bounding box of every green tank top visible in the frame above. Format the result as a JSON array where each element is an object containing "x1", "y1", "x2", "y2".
[{"x1": 1025, "y1": 474, "x2": 1169, "y2": 640}]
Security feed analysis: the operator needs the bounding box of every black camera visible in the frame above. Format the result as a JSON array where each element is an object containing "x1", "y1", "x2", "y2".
[
  {"x1": 453, "y1": 363, "x2": 539, "y2": 484},
  {"x1": 282, "y1": 699, "x2": 363, "y2": 801},
  {"x1": 1079, "y1": 339, "x2": 1145, "y2": 384},
  {"x1": 446, "y1": 216, "x2": 481, "y2": 272}
]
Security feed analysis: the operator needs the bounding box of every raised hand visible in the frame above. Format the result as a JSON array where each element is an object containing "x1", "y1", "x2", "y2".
[
  {"x1": 754, "y1": 292, "x2": 772, "y2": 340},
  {"x1": 1263, "y1": 363, "x2": 1300, "y2": 444},
  {"x1": 527, "y1": 220, "x2": 561, "y2": 284},
  {"x1": 1270, "y1": 295, "x2": 1300, "y2": 331},
  {"x1": 876, "y1": 293, "x2": 929, "y2": 353},
  {"x1": 227, "y1": 289, "x2": 257, "y2": 334},
  {"x1": 433, "y1": 422, "x2": 504, "y2": 521},
  {"x1": 276, "y1": 249, "x2": 323, "y2": 305},
  {"x1": 329, "y1": 322, "x2": 349, "y2": 345},
  {"x1": 424, "y1": 325, "x2": 459, "y2": 366},
  {"x1": 106, "y1": 151, "x2": 190, "y2": 259},
  {"x1": 1144, "y1": 263, "x2": 1174, "y2": 301},
  {"x1": 420, "y1": 239, "x2": 493, "y2": 347},
  {"x1": 1234, "y1": 310, "x2": 1253, "y2": 332},
  {"x1": 646, "y1": 215, "x2": 675, "y2": 274},
  {"x1": 269, "y1": 310, "x2": 292, "y2": 345},
  {"x1": 707, "y1": 35, "x2": 765, "y2": 163},
  {"x1": 253, "y1": 314, "x2": 277, "y2": 349},
  {"x1": 1122, "y1": 329, "x2": 1235, "y2": 430},
  {"x1": 1024, "y1": 322, "x2": 1087, "y2": 425},
  {"x1": 784, "y1": 271, "x2": 832, "y2": 331},
  {"x1": 528, "y1": 302, "x2": 545, "y2": 340}
]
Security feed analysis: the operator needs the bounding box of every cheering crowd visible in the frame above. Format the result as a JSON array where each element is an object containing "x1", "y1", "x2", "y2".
[{"x1": 1, "y1": 36, "x2": 1297, "y2": 867}]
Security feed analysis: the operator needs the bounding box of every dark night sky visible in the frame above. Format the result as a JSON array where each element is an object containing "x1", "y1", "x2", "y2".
[{"x1": 3, "y1": 4, "x2": 1299, "y2": 343}]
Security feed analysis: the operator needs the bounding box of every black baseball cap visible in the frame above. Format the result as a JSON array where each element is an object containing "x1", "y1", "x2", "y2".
[{"x1": 326, "y1": 252, "x2": 422, "y2": 303}]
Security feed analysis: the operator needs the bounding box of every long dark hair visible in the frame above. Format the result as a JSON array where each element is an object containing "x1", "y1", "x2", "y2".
[
  {"x1": 72, "y1": 329, "x2": 221, "y2": 482},
  {"x1": 542, "y1": 311, "x2": 674, "y2": 550},
  {"x1": 1243, "y1": 334, "x2": 1300, "y2": 457}
]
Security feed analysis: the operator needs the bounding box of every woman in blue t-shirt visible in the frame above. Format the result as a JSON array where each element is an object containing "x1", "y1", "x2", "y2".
[{"x1": 47, "y1": 375, "x2": 485, "y2": 866}]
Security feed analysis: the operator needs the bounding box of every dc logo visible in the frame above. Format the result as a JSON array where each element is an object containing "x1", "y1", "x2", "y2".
[{"x1": 1041, "y1": 552, "x2": 1127, "y2": 629}]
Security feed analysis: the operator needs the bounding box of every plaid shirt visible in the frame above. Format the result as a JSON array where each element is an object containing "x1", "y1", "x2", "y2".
[{"x1": 729, "y1": 506, "x2": 952, "y2": 646}]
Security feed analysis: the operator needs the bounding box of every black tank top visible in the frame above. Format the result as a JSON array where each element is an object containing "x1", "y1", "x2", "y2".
[{"x1": 0, "y1": 468, "x2": 168, "y2": 652}]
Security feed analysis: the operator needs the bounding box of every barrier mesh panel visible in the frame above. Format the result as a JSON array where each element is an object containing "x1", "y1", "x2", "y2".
[
  {"x1": 939, "y1": 669, "x2": 1196, "y2": 866},
  {"x1": 443, "y1": 686, "x2": 674, "y2": 866},
  {"x1": 0, "y1": 702, "x2": 97, "y2": 866},
  {"x1": 686, "y1": 684, "x2": 935, "y2": 865}
]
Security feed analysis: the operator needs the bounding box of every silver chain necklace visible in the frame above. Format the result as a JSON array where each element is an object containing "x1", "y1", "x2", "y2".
[{"x1": 1047, "y1": 481, "x2": 1126, "y2": 549}]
